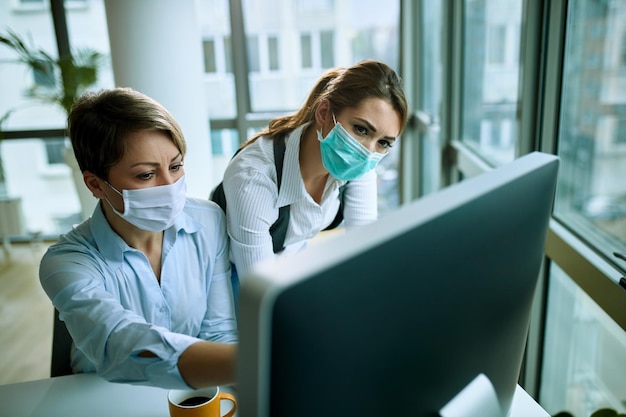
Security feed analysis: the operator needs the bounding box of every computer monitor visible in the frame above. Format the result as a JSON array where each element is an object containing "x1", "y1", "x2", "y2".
[{"x1": 237, "y1": 152, "x2": 559, "y2": 417}]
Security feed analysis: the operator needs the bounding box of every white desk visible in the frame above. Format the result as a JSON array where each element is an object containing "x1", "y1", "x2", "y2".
[{"x1": 0, "y1": 374, "x2": 549, "y2": 417}]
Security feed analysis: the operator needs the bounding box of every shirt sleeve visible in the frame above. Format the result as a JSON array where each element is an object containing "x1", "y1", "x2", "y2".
[
  {"x1": 342, "y1": 168, "x2": 379, "y2": 228},
  {"x1": 40, "y1": 250, "x2": 198, "y2": 389},
  {"x1": 223, "y1": 166, "x2": 279, "y2": 279},
  {"x1": 198, "y1": 209, "x2": 238, "y2": 343}
]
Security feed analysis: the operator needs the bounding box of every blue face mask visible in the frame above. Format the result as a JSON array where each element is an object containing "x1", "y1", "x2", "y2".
[{"x1": 317, "y1": 116, "x2": 386, "y2": 181}]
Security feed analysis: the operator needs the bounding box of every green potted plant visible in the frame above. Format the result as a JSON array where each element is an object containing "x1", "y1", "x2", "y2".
[
  {"x1": 0, "y1": 28, "x2": 105, "y2": 220},
  {"x1": 0, "y1": 28, "x2": 104, "y2": 115}
]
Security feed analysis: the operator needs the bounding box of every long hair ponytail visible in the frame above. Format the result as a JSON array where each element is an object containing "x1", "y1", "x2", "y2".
[{"x1": 244, "y1": 60, "x2": 407, "y2": 147}]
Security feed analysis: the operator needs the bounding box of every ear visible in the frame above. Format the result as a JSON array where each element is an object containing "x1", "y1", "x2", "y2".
[
  {"x1": 314, "y1": 99, "x2": 332, "y2": 130},
  {"x1": 83, "y1": 171, "x2": 105, "y2": 199}
]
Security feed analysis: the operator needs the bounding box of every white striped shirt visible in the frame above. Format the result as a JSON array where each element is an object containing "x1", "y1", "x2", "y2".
[{"x1": 222, "y1": 123, "x2": 378, "y2": 278}]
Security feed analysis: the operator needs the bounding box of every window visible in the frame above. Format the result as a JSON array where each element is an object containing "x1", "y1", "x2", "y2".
[
  {"x1": 210, "y1": 129, "x2": 239, "y2": 157},
  {"x1": 540, "y1": 0, "x2": 626, "y2": 414},
  {"x1": 224, "y1": 36, "x2": 233, "y2": 73},
  {"x1": 203, "y1": 39, "x2": 217, "y2": 73},
  {"x1": 552, "y1": 0, "x2": 626, "y2": 259},
  {"x1": 300, "y1": 33, "x2": 313, "y2": 69},
  {"x1": 268, "y1": 35, "x2": 279, "y2": 71},
  {"x1": 32, "y1": 60, "x2": 55, "y2": 88},
  {"x1": 621, "y1": 30, "x2": 626, "y2": 68},
  {"x1": 16, "y1": 0, "x2": 45, "y2": 10},
  {"x1": 0, "y1": 0, "x2": 113, "y2": 236},
  {"x1": 488, "y1": 25, "x2": 506, "y2": 65},
  {"x1": 320, "y1": 30, "x2": 334, "y2": 68},
  {"x1": 247, "y1": 35, "x2": 260, "y2": 72},
  {"x1": 540, "y1": 264, "x2": 626, "y2": 416},
  {"x1": 351, "y1": 31, "x2": 372, "y2": 63},
  {"x1": 296, "y1": 0, "x2": 333, "y2": 13},
  {"x1": 240, "y1": 0, "x2": 400, "y2": 211},
  {"x1": 460, "y1": 0, "x2": 522, "y2": 166},
  {"x1": 44, "y1": 138, "x2": 66, "y2": 165},
  {"x1": 300, "y1": 31, "x2": 335, "y2": 71}
]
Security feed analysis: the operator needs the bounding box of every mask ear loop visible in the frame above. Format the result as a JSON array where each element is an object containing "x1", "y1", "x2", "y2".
[
  {"x1": 104, "y1": 181, "x2": 124, "y2": 197},
  {"x1": 318, "y1": 109, "x2": 338, "y2": 141},
  {"x1": 102, "y1": 180, "x2": 127, "y2": 215}
]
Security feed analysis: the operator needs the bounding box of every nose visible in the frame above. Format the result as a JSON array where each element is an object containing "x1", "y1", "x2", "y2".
[
  {"x1": 362, "y1": 140, "x2": 378, "y2": 153},
  {"x1": 157, "y1": 172, "x2": 181, "y2": 187}
]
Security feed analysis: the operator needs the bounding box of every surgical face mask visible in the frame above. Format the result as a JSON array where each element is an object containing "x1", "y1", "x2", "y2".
[
  {"x1": 103, "y1": 175, "x2": 187, "y2": 232},
  {"x1": 317, "y1": 116, "x2": 386, "y2": 181}
]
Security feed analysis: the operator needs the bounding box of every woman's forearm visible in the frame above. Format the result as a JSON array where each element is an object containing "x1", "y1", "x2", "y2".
[{"x1": 178, "y1": 341, "x2": 237, "y2": 388}]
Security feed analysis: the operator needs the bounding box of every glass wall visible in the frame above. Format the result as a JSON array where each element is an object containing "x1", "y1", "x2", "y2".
[
  {"x1": 197, "y1": 0, "x2": 235, "y2": 120},
  {"x1": 445, "y1": 0, "x2": 626, "y2": 411},
  {"x1": 1, "y1": 0, "x2": 401, "y2": 238},
  {"x1": 461, "y1": 0, "x2": 522, "y2": 166},
  {"x1": 552, "y1": 0, "x2": 626, "y2": 262},
  {"x1": 0, "y1": 0, "x2": 113, "y2": 237},
  {"x1": 419, "y1": 1, "x2": 444, "y2": 196},
  {"x1": 540, "y1": 0, "x2": 626, "y2": 414},
  {"x1": 207, "y1": 0, "x2": 402, "y2": 214},
  {"x1": 541, "y1": 264, "x2": 626, "y2": 416}
]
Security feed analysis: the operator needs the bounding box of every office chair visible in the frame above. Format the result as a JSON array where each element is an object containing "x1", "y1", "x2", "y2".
[{"x1": 51, "y1": 308, "x2": 73, "y2": 377}]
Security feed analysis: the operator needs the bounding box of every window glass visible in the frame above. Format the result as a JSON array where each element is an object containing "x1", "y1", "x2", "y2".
[
  {"x1": 45, "y1": 138, "x2": 67, "y2": 165},
  {"x1": 552, "y1": 0, "x2": 626, "y2": 261},
  {"x1": 224, "y1": 35, "x2": 233, "y2": 73},
  {"x1": 0, "y1": 4, "x2": 64, "y2": 131},
  {"x1": 540, "y1": 263, "x2": 626, "y2": 416},
  {"x1": 300, "y1": 33, "x2": 313, "y2": 69},
  {"x1": 461, "y1": 0, "x2": 522, "y2": 166},
  {"x1": 247, "y1": 35, "x2": 260, "y2": 72},
  {"x1": 320, "y1": 30, "x2": 334, "y2": 68},
  {"x1": 211, "y1": 128, "x2": 240, "y2": 157},
  {"x1": 197, "y1": 0, "x2": 235, "y2": 118},
  {"x1": 268, "y1": 35, "x2": 279, "y2": 71},
  {"x1": 488, "y1": 25, "x2": 506, "y2": 64},
  {"x1": 0, "y1": 0, "x2": 111, "y2": 237},
  {"x1": 297, "y1": 0, "x2": 333, "y2": 13},
  {"x1": 240, "y1": 0, "x2": 400, "y2": 213},
  {"x1": 242, "y1": 0, "x2": 399, "y2": 112},
  {"x1": 419, "y1": 0, "x2": 444, "y2": 196},
  {"x1": 65, "y1": 0, "x2": 114, "y2": 91},
  {"x1": 203, "y1": 39, "x2": 217, "y2": 73}
]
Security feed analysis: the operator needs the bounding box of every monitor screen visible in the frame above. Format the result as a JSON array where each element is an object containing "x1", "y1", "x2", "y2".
[{"x1": 237, "y1": 152, "x2": 559, "y2": 417}]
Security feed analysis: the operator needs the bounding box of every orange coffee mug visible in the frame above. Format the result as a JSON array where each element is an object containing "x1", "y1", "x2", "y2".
[{"x1": 168, "y1": 386, "x2": 237, "y2": 417}]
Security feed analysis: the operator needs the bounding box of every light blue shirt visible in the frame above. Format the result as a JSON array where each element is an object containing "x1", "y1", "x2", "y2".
[{"x1": 39, "y1": 198, "x2": 237, "y2": 389}]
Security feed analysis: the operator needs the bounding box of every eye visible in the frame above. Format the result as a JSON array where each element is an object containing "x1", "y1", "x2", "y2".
[
  {"x1": 170, "y1": 162, "x2": 184, "y2": 172},
  {"x1": 137, "y1": 172, "x2": 155, "y2": 181},
  {"x1": 354, "y1": 124, "x2": 369, "y2": 136},
  {"x1": 377, "y1": 139, "x2": 394, "y2": 151}
]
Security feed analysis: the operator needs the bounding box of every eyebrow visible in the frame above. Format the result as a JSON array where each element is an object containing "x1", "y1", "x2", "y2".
[
  {"x1": 130, "y1": 152, "x2": 183, "y2": 168},
  {"x1": 355, "y1": 117, "x2": 397, "y2": 142}
]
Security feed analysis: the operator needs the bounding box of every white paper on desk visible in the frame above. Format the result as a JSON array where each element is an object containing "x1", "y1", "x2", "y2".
[{"x1": 439, "y1": 373, "x2": 502, "y2": 417}]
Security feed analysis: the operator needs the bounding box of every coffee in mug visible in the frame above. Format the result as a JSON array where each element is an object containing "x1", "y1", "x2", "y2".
[{"x1": 168, "y1": 386, "x2": 237, "y2": 417}]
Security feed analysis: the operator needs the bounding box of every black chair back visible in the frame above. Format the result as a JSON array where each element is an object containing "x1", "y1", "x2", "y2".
[{"x1": 51, "y1": 309, "x2": 73, "y2": 377}]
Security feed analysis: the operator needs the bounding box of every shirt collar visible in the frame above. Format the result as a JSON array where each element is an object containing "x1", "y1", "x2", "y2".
[
  {"x1": 277, "y1": 123, "x2": 344, "y2": 208},
  {"x1": 277, "y1": 124, "x2": 307, "y2": 207},
  {"x1": 89, "y1": 200, "x2": 201, "y2": 268}
]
